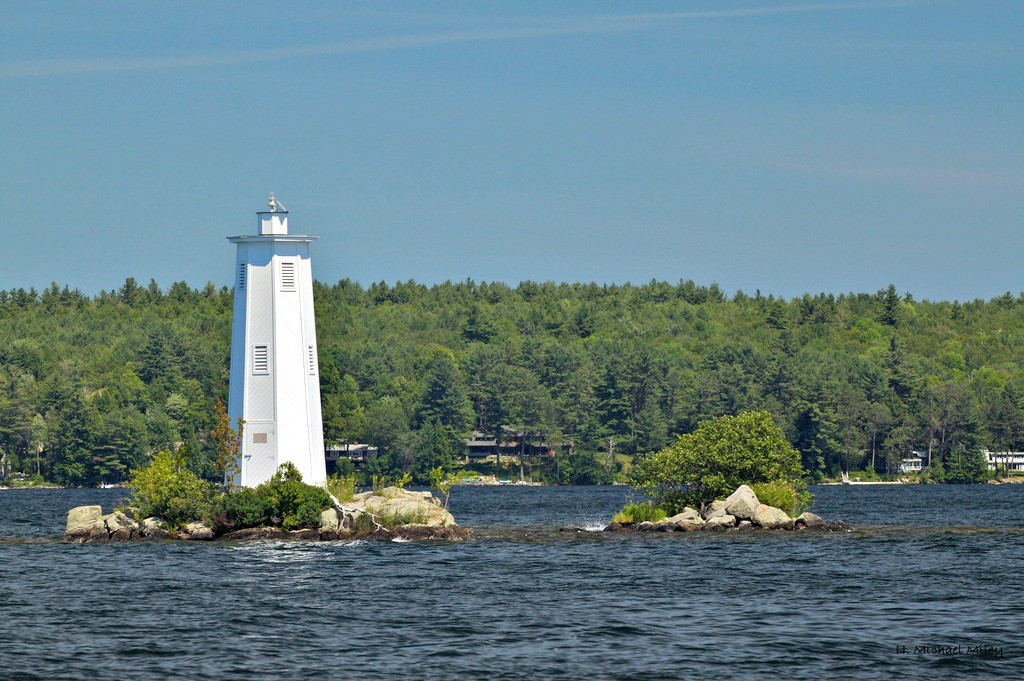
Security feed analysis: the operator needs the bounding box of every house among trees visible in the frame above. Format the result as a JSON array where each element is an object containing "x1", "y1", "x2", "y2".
[
  {"x1": 464, "y1": 428, "x2": 557, "y2": 461},
  {"x1": 982, "y1": 450, "x2": 1024, "y2": 474},
  {"x1": 899, "y1": 454, "x2": 923, "y2": 474},
  {"x1": 325, "y1": 443, "x2": 379, "y2": 473}
]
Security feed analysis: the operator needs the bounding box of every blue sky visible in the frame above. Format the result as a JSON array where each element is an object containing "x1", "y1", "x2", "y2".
[{"x1": 1, "y1": 1, "x2": 1021, "y2": 300}]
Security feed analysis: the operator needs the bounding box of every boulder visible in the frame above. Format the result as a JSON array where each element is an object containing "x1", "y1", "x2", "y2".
[
  {"x1": 339, "y1": 507, "x2": 367, "y2": 531},
  {"x1": 752, "y1": 504, "x2": 794, "y2": 530},
  {"x1": 320, "y1": 508, "x2": 340, "y2": 532},
  {"x1": 702, "y1": 500, "x2": 729, "y2": 520},
  {"x1": 665, "y1": 508, "x2": 706, "y2": 531},
  {"x1": 141, "y1": 517, "x2": 170, "y2": 538},
  {"x1": 183, "y1": 522, "x2": 214, "y2": 540},
  {"x1": 104, "y1": 511, "x2": 137, "y2": 541},
  {"x1": 635, "y1": 521, "x2": 659, "y2": 532},
  {"x1": 343, "y1": 487, "x2": 456, "y2": 528},
  {"x1": 736, "y1": 520, "x2": 754, "y2": 530},
  {"x1": 704, "y1": 514, "x2": 736, "y2": 531},
  {"x1": 66, "y1": 505, "x2": 107, "y2": 542},
  {"x1": 724, "y1": 485, "x2": 760, "y2": 520},
  {"x1": 795, "y1": 512, "x2": 825, "y2": 530}
]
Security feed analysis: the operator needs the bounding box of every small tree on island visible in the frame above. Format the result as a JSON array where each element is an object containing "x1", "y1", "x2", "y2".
[
  {"x1": 211, "y1": 397, "x2": 243, "y2": 488},
  {"x1": 630, "y1": 410, "x2": 809, "y2": 514},
  {"x1": 127, "y1": 449, "x2": 215, "y2": 529}
]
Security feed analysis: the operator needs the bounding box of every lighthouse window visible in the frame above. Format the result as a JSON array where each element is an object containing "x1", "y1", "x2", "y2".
[
  {"x1": 238, "y1": 262, "x2": 246, "y2": 291},
  {"x1": 280, "y1": 262, "x2": 296, "y2": 292},
  {"x1": 253, "y1": 345, "x2": 269, "y2": 375},
  {"x1": 308, "y1": 345, "x2": 316, "y2": 375}
]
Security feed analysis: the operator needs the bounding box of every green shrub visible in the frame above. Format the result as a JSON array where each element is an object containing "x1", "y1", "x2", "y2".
[
  {"x1": 377, "y1": 508, "x2": 431, "y2": 526},
  {"x1": 257, "y1": 463, "x2": 332, "y2": 530},
  {"x1": 631, "y1": 411, "x2": 807, "y2": 513},
  {"x1": 325, "y1": 473, "x2": 356, "y2": 503},
  {"x1": 128, "y1": 449, "x2": 215, "y2": 529},
  {"x1": 750, "y1": 479, "x2": 812, "y2": 517},
  {"x1": 208, "y1": 487, "x2": 273, "y2": 533},
  {"x1": 611, "y1": 502, "x2": 667, "y2": 524}
]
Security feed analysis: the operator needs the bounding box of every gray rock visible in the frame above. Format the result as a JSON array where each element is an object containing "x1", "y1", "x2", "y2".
[
  {"x1": 104, "y1": 511, "x2": 137, "y2": 541},
  {"x1": 665, "y1": 508, "x2": 706, "y2": 530},
  {"x1": 341, "y1": 487, "x2": 456, "y2": 528},
  {"x1": 702, "y1": 500, "x2": 729, "y2": 520},
  {"x1": 183, "y1": 522, "x2": 214, "y2": 540},
  {"x1": 66, "y1": 505, "x2": 106, "y2": 541},
  {"x1": 339, "y1": 508, "x2": 366, "y2": 530},
  {"x1": 320, "y1": 508, "x2": 340, "y2": 532},
  {"x1": 752, "y1": 504, "x2": 794, "y2": 529},
  {"x1": 704, "y1": 514, "x2": 736, "y2": 531},
  {"x1": 140, "y1": 517, "x2": 170, "y2": 538},
  {"x1": 724, "y1": 485, "x2": 760, "y2": 520},
  {"x1": 795, "y1": 512, "x2": 825, "y2": 529}
]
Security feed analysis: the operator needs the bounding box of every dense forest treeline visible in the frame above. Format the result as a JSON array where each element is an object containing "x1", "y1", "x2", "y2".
[{"x1": 1, "y1": 277, "x2": 1022, "y2": 486}]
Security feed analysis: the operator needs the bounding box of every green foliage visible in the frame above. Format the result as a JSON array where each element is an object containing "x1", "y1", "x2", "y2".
[
  {"x1": 211, "y1": 397, "x2": 242, "y2": 486},
  {"x1": 555, "y1": 448, "x2": 613, "y2": 485},
  {"x1": 127, "y1": 449, "x2": 215, "y2": 529},
  {"x1": 208, "y1": 487, "x2": 273, "y2": 533},
  {"x1": 371, "y1": 471, "x2": 413, "y2": 493},
  {"x1": 750, "y1": 479, "x2": 812, "y2": 517},
  {"x1": 2, "y1": 278, "x2": 1023, "y2": 488},
  {"x1": 429, "y1": 465, "x2": 457, "y2": 508},
  {"x1": 410, "y1": 420, "x2": 461, "y2": 483},
  {"x1": 325, "y1": 473, "x2": 356, "y2": 503},
  {"x1": 256, "y1": 463, "x2": 332, "y2": 530},
  {"x1": 631, "y1": 411, "x2": 805, "y2": 513},
  {"x1": 611, "y1": 502, "x2": 667, "y2": 524},
  {"x1": 943, "y1": 446, "x2": 989, "y2": 484},
  {"x1": 374, "y1": 508, "x2": 431, "y2": 527}
]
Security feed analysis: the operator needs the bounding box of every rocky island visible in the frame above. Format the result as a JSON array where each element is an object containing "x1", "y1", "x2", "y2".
[
  {"x1": 65, "y1": 485, "x2": 469, "y2": 543},
  {"x1": 603, "y1": 484, "x2": 849, "y2": 533}
]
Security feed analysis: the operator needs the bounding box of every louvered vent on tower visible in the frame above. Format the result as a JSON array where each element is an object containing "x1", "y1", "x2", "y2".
[
  {"x1": 238, "y1": 262, "x2": 246, "y2": 291},
  {"x1": 280, "y1": 262, "x2": 296, "y2": 292},
  {"x1": 308, "y1": 345, "x2": 316, "y2": 375},
  {"x1": 253, "y1": 345, "x2": 269, "y2": 374}
]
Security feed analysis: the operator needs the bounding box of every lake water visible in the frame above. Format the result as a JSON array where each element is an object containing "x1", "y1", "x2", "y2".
[{"x1": 1, "y1": 485, "x2": 1022, "y2": 679}]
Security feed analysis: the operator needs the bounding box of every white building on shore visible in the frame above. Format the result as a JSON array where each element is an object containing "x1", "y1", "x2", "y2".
[
  {"x1": 982, "y1": 450, "x2": 1024, "y2": 474},
  {"x1": 226, "y1": 195, "x2": 326, "y2": 487}
]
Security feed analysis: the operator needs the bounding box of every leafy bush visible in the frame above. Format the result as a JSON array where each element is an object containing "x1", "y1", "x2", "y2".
[
  {"x1": 325, "y1": 473, "x2": 356, "y2": 503},
  {"x1": 750, "y1": 480, "x2": 812, "y2": 517},
  {"x1": 631, "y1": 411, "x2": 807, "y2": 513},
  {"x1": 372, "y1": 471, "x2": 412, "y2": 493},
  {"x1": 257, "y1": 463, "x2": 332, "y2": 530},
  {"x1": 611, "y1": 502, "x2": 667, "y2": 524},
  {"x1": 208, "y1": 487, "x2": 273, "y2": 533},
  {"x1": 128, "y1": 449, "x2": 215, "y2": 529}
]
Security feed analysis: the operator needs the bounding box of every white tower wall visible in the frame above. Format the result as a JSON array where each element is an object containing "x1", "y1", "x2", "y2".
[{"x1": 227, "y1": 197, "x2": 326, "y2": 487}]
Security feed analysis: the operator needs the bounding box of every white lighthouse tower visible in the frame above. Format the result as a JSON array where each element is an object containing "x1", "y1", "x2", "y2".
[{"x1": 227, "y1": 194, "x2": 326, "y2": 487}]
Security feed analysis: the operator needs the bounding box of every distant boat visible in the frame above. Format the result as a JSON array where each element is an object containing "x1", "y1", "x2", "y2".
[{"x1": 98, "y1": 482, "x2": 120, "y2": 489}]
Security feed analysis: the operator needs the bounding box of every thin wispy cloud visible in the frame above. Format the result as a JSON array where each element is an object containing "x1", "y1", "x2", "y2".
[
  {"x1": 773, "y1": 159, "x2": 1021, "y2": 192},
  {"x1": 0, "y1": 1, "x2": 935, "y2": 80}
]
